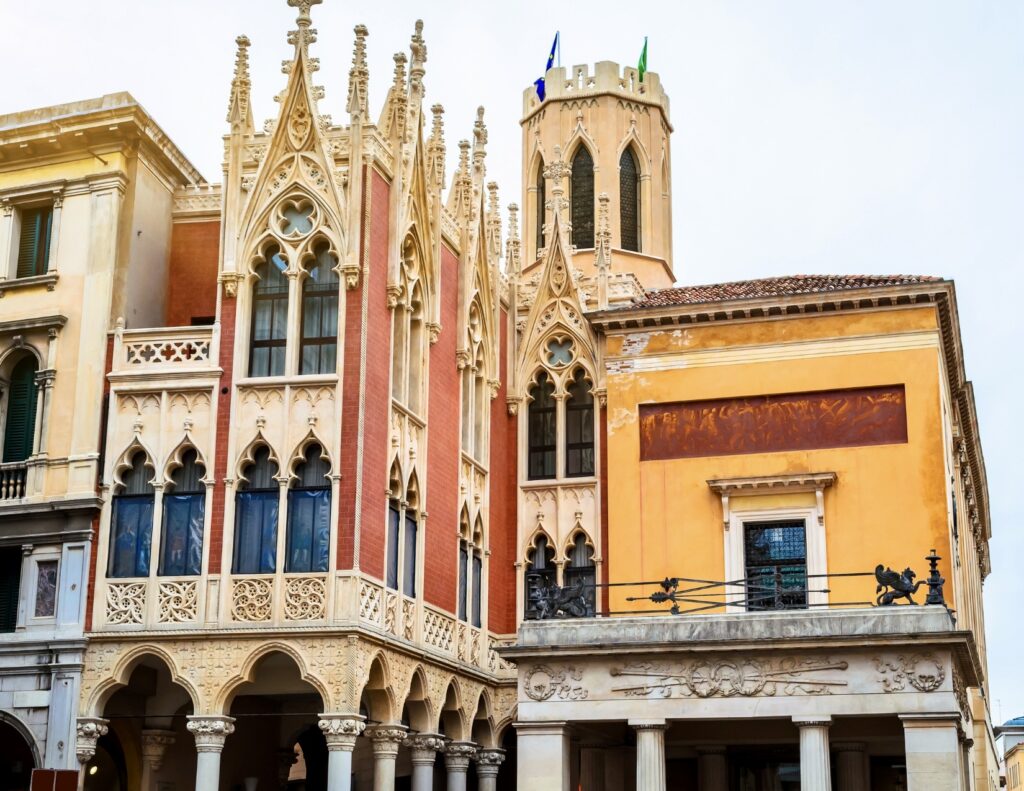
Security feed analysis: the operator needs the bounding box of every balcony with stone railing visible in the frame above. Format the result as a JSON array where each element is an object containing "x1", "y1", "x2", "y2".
[{"x1": 108, "y1": 321, "x2": 220, "y2": 380}]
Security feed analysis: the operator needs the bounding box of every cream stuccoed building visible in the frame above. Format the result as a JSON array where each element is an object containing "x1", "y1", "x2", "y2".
[{"x1": 0, "y1": 1, "x2": 999, "y2": 790}]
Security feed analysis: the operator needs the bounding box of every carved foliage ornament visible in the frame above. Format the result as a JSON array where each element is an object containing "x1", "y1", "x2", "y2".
[
  {"x1": 523, "y1": 664, "x2": 589, "y2": 702},
  {"x1": 874, "y1": 653, "x2": 946, "y2": 693}
]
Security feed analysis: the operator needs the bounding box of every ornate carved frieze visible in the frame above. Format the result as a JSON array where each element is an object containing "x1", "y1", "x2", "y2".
[
  {"x1": 158, "y1": 580, "x2": 198, "y2": 623},
  {"x1": 524, "y1": 665, "x2": 589, "y2": 701},
  {"x1": 874, "y1": 653, "x2": 946, "y2": 693},
  {"x1": 284, "y1": 576, "x2": 327, "y2": 620},
  {"x1": 231, "y1": 577, "x2": 273, "y2": 622},
  {"x1": 105, "y1": 582, "x2": 145, "y2": 625}
]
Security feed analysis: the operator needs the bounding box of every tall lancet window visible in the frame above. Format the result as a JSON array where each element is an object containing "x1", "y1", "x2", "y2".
[
  {"x1": 565, "y1": 368, "x2": 595, "y2": 477},
  {"x1": 249, "y1": 245, "x2": 289, "y2": 378},
  {"x1": 535, "y1": 162, "x2": 546, "y2": 253},
  {"x1": 392, "y1": 239, "x2": 426, "y2": 414},
  {"x1": 564, "y1": 533, "x2": 596, "y2": 616},
  {"x1": 109, "y1": 452, "x2": 155, "y2": 578},
  {"x1": 160, "y1": 449, "x2": 205, "y2": 576},
  {"x1": 527, "y1": 372, "x2": 557, "y2": 480},
  {"x1": 233, "y1": 446, "x2": 279, "y2": 574},
  {"x1": 286, "y1": 444, "x2": 331, "y2": 573},
  {"x1": 300, "y1": 244, "x2": 340, "y2": 375},
  {"x1": 570, "y1": 147, "x2": 594, "y2": 248},
  {"x1": 524, "y1": 534, "x2": 556, "y2": 619},
  {"x1": 619, "y1": 147, "x2": 641, "y2": 252}
]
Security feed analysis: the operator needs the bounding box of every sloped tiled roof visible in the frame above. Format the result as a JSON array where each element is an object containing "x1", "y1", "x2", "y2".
[{"x1": 628, "y1": 274, "x2": 943, "y2": 309}]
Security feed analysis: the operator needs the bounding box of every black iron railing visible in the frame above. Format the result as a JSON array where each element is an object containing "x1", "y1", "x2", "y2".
[{"x1": 524, "y1": 550, "x2": 948, "y2": 620}]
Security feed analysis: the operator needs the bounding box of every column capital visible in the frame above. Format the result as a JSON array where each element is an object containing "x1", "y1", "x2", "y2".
[
  {"x1": 405, "y1": 732, "x2": 447, "y2": 765},
  {"x1": 318, "y1": 714, "x2": 366, "y2": 751},
  {"x1": 444, "y1": 740, "x2": 478, "y2": 771},
  {"x1": 476, "y1": 748, "x2": 506, "y2": 778},
  {"x1": 899, "y1": 712, "x2": 962, "y2": 727},
  {"x1": 141, "y1": 729, "x2": 176, "y2": 771},
  {"x1": 629, "y1": 718, "x2": 668, "y2": 731},
  {"x1": 793, "y1": 716, "x2": 832, "y2": 728},
  {"x1": 365, "y1": 723, "x2": 408, "y2": 757},
  {"x1": 76, "y1": 717, "x2": 109, "y2": 765},
  {"x1": 187, "y1": 715, "x2": 236, "y2": 753}
]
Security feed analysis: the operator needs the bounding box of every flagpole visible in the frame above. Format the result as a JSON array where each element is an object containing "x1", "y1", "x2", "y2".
[{"x1": 557, "y1": 30, "x2": 561, "y2": 68}]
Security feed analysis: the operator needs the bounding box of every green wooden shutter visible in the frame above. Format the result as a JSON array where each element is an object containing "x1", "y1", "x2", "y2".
[
  {"x1": 15, "y1": 207, "x2": 52, "y2": 278},
  {"x1": 0, "y1": 548, "x2": 21, "y2": 632},
  {"x1": 2, "y1": 357, "x2": 38, "y2": 463}
]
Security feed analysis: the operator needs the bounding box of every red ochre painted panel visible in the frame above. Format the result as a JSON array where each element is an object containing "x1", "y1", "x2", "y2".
[{"x1": 639, "y1": 385, "x2": 908, "y2": 461}]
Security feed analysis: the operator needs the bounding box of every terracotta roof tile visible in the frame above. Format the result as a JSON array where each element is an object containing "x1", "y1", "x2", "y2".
[{"x1": 626, "y1": 274, "x2": 943, "y2": 310}]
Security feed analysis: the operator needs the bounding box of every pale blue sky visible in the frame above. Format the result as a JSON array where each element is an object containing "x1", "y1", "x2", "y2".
[{"x1": 1, "y1": 0, "x2": 1021, "y2": 722}]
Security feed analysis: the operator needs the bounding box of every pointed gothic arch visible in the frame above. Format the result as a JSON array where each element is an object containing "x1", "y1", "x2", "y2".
[{"x1": 569, "y1": 144, "x2": 595, "y2": 248}]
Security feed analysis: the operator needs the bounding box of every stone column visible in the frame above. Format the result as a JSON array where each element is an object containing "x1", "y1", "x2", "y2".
[
  {"x1": 187, "y1": 715, "x2": 235, "y2": 791},
  {"x1": 579, "y1": 746, "x2": 605, "y2": 791},
  {"x1": 834, "y1": 742, "x2": 867, "y2": 791},
  {"x1": 476, "y1": 748, "x2": 506, "y2": 791},
  {"x1": 515, "y1": 721, "x2": 570, "y2": 791},
  {"x1": 794, "y1": 717, "x2": 832, "y2": 791},
  {"x1": 75, "y1": 718, "x2": 109, "y2": 791},
  {"x1": 900, "y1": 713, "x2": 963, "y2": 791},
  {"x1": 630, "y1": 720, "x2": 667, "y2": 791},
  {"x1": 140, "y1": 729, "x2": 176, "y2": 791},
  {"x1": 405, "y1": 733, "x2": 446, "y2": 791},
  {"x1": 366, "y1": 724, "x2": 408, "y2": 791},
  {"x1": 697, "y1": 746, "x2": 728, "y2": 791},
  {"x1": 444, "y1": 741, "x2": 478, "y2": 791},
  {"x1": 319, "y1": 715, "x2": 366, "y2": 791}
]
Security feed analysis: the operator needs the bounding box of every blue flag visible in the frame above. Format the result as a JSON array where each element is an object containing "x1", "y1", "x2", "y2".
[{"x1": 534, "y1": 32, "x2": 559, "y2": 102}]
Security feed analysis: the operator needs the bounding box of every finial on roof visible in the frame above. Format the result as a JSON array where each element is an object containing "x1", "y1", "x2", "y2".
[
  {"x1": 506, "y1": 203, "x2": 521, "y2": 275},
  {"x1": 287, "y1": 0, "x2": 322, "y2": 28},
  {"x1": 227, "y1": 35, "x2": 253, "y2": 128},
  {"x1": 392, "y1": 52, "x2": 408, "y2": 89},
  {"x1": 472, "y1": 107, "x2": 487, "y2": 175},
  {"x1": 595, "y1": 193, "x2": 611, "y2": 269},
  {"x1": 409, "y1": 19, "x2": 427, "y2": 91},
  {"x1": 543, "y1": 145, "x2": 571, "y2": 225},
  {"x1": 426, "y1": 104, "x2": 446, "y2": 192},
  {"x1": 347, "y1": 24, "x2": 369, "y2": 116}
]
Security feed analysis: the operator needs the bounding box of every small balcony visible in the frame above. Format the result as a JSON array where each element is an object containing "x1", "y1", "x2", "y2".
[
  {"x1": 108, "y1": 322, "x2": 220, "y2": 380},
  {"x1": 0, "y1": 461, "x2": 27, "y2": 501}
]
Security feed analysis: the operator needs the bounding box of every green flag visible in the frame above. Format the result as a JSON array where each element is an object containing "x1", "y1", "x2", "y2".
[{"x1": 638, "y1": 36, "x2": 648, "y2": 82}]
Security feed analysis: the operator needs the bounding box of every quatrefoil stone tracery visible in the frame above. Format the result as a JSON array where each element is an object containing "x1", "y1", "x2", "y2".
[
  {"x1": 545, "y1": 338, "x2": 574, "y2": 367},
  {"x1": 279, "y1": 201, "x2": 315, "y2": 237}
]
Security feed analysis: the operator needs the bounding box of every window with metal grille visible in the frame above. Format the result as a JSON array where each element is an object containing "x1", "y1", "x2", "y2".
[
  {"x1": 535, "y1": 163, "x2": 546, "y2": 252},
  {"x1": 286, "y1": 444, "x2": 331, "y2": 573},
  {"x1": 109, "y1": 452, "x2": 154, "y2": 578},
  {"x1": 300, "y1": 244, "x2": 340, "y2": 375},
  {"x1": 524, "y1": 534, "x2": 556, "y2": 619},
  {"x1": 2, "y1": 355, "x2": 38, "y2": 463},
  {"x1": 571, "y1": 147, "x2": 594, "y2": 248},
  {"x1": 160, "y1": 449, "x2": 205, "y2": 576},
  {"x1": 564, "y1": 534, "x2": 596, "y2": 616},
  {"x1": 233, "y1": 447, "x2": 279, "y2": 574},
  {"x1": 249, "y1": 246, "x2": 289, "y2": 377},
  {"x1": 565, "y1": 368, "x2": 594, "y2": 477},
  {"x1": 527, "y1": 372, "x2": 557, "y2": 479},
  {"x1": 16, "y1": 205, "x2": 53, "y2": 278},
  {"x1": 743, "y1": 521, "x2": 808, "y2": 610},
  {"x1": 619, "y1": 147, "x2": 640, "y2": 252}
]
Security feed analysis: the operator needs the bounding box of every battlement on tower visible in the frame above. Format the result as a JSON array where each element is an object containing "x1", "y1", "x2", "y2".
[{"x1": 521, "y1": 61, "x2": 670, "y2": 123}]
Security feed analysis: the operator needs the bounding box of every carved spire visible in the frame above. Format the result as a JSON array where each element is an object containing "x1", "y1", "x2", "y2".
[
  {"x1": 486, "y1": 182, "x2": 502, "y2": 260},
  {"x1": 472, "y1": 106, "x2": 487, "y2": 177},
  {"x1": 380, "y1": 52, "x2": 409, "y2": 141},
  {"x1": 543, "y1": 144, "x2": 571, "y2": 229},
  {"x1": 227, "y1": 35, "x2": 253, "y2": 131},
  {"x1": 286, "y1": 0, "x2": 321, "y2": 54},
  {"x1": 506, "y1": 203, "x2": 521, "y2": 276},
  {"x1": 426, "y1": 104, "x2": 446, "y2": 194},
  {"x1": 447, "y1": 139, "x2": 472, "y2": 220},
  {"x1": 347, "y1": 24, "x2": 369, "y2": 117},
  {"x1": 595, "y1": 192, "x2": 611, "y2": 309},
  {"x1": 409, "y1": 19, "x2": 427, "y2": 95}
]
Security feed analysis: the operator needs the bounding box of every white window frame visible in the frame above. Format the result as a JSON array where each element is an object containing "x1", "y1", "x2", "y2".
[{"x1": 0, "y1": 181, "x2": 64, "y2": 287}]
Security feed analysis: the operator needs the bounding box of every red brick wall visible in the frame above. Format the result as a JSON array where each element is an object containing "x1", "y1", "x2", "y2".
[
  {"x1": 354, "y1": 170, "x2": 392, "y2": 578},
  {"x1": 167, "y1": 221, "x2": 220, "y2": 326},
  {"x1": 423, "y1": 244, "x2": 461, "y2": 611},
  {"x1": 207, "y1": 295, "x2": 236, "y2": 574},
  {"x1": 488, "y1": 307, "x2": 517, "y2": 633},
  {"x1": 85, "y1": 336, "x2": 116, "y2": 631}
]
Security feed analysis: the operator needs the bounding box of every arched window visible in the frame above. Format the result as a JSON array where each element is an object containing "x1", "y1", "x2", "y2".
[
  {"x1": 387, "y1": 496, "x2": 401, "y2": 591},
  {"x1": 249, "y1": 245, "x2": 289, "y2": 378},
  {"x1": 570, "y1": 147, "x2": 595, "y2": 248},
  {"x1": 160, "y1": 449, "x2": 205, "y2": 576},
  {"x1": 619, "y1": 147, "x2": 640, "y2": 252},
  {"x1": 233, "y1": 447, "x2": 279, "y2": 574},
  {"x1": 386, "y1": 468, "x2": 419, "y2": 598},
  {"x1": 457, "y1": 511, "x2": 484, "y2": 627},
  {"x1": 392, "y1": 240, "x2": 426, "y2": 413},
  {"x1": 564, "y1": 534, "x2": 596, "y2": 616},
  {"x1": 527, "y1": 372, "x2": 556, "y2": 480},
  {"x1": 525, "y1": 534, "x2": 556, "y2": 619},
  {"x1": 565, "y1": 368, "x2": 595, "y2": 477},
  {"x1": 286, "y1": 444, "x2": 331, "y2": 573},
  {"x1": 471, "y1": 517, "x2": 484, "y2": 628},
  {"x1": 2, "y1": 355, "x2": 38, "y2": 464},
  {"x1": 108, "y1": 452, "x2": 154, "y2": 578},
  {"x1": 535, "y1": 161, "x2": 546, "y2": 253},
  {"x1": 407, "y1": 283, "x2": 425, "y2": 414},
  {"x1": 300, "y1": 244, "x2": 340, "y2": 375},
  {"x1": 402, "y1": 484, "x2": 419, "y2": 598},
  {"x1": 457, "y1": 510, "x2": 470, "y2": 622}
]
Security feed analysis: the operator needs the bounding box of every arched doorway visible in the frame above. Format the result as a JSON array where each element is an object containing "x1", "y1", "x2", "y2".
[
  {"x1": 0, "y1": 716, "x2": 37, "y2": 790},
  {"x1": 220, "y1": 651, "x2": 328, "y2": 791}
]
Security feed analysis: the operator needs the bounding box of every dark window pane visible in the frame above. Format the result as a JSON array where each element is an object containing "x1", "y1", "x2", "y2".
[
  {"x1": 403, "y1": 512, "x2": 418, "y2": 597},
  {"x1": 16, "y1": 206, "x2": 52, "y2": 278},
  {"x1": 160, "y1": 493, "x2": 205, "y2": 576},
  {"x1": 571, "y1": 147, "x2": 594, "y2": 248},
  {"x1": 109, "y1": 495, "x2": 154, "y2": 577},
  {"x1": 286, "y1": 488, "x2": 331, "y2": 573},
  {"x1": 233, "y1": 491, "x2": 279, "y2": 574},
  {"x1": 2, "y1": 356, "x2": 39, "y2": 463},
  {"x1": 743, "y1": 521, "x2": 807, "y2": 611},
  {"x1": 458, "y1": 543, "x2": 468, "y2": 622},
  {"x1": 386, "y1": 504, "x2": 400, "y2": 590},
  {"x1": 471, "y1": 553, "x2": 482, "y2": 627},
  {"x1": 0, "y1": 549, "x2": 22, "y2": 632},
  {"x1": 536, "y1": 165, "x2": 546, "y2": 251},
  {"x1": 527, "y1": 373, "x2": 557, "y2": 480},
  {"x1": 565, "y1": 369, "x2": 594, "y2": 477},
  {"x1": 619, "y1": 148, "x2": 640, "y2": 252},
  {"x1": 249, "y1": 251, "x2": 290, "y2": 377}
]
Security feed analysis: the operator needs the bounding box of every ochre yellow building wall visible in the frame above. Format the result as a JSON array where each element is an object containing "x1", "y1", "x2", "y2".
[{"x1": 605, "y1": 307, "x2": 954, "y2": 613}]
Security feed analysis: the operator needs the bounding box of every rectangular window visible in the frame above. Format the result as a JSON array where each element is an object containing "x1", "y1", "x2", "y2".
[
  {"x1": 743, "y1": 520, "x2": 807, "y2": 611},
  {"x1": 0, "y1": 548, "x2": 22, "y2": 632},
  {"x1": 16, "y1": 205, "x2": 53, "y2": 279},
  {"x1": 34, "y1": 560, "x2": 58, "y2": 618},
  {"x1": 109, "y1": 496, "x2": 154, "y2": 578},
  {"x1": 457, "y1": 544, "x2": 468, "y2": 622},
  {"x1": 160, "y1": 494, "x2": 205, "y2": 576},
  {"x1": 402, "y1": 512, "x2": 418, "y2": 598},
  {"x1": 471, "y1": 553, "x2": 482, "y2": 628},
  {"x1": 285, "y1": 489, "x2": 330, "y2": 573},
  {"x1": 232, "y1": 491, "x2": 278, "y2": 574},
  {"x1": 386, "y1": 504, "x2": 400, "y2": 590},
  {"x1": 527, "y1": 407, "x2": 557, "y2": 479}
]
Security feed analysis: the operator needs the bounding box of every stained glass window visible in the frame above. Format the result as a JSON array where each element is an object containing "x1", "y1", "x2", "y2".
[
  {"x1": 619, "y1": 147, "x2": 640, "y2": 252},
  {"x1": 743, "y1": 521, "x2": 807, "y2": 611},
  {"x1": 571, "y1": 147, "x2": 594, "y2": 248}
]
